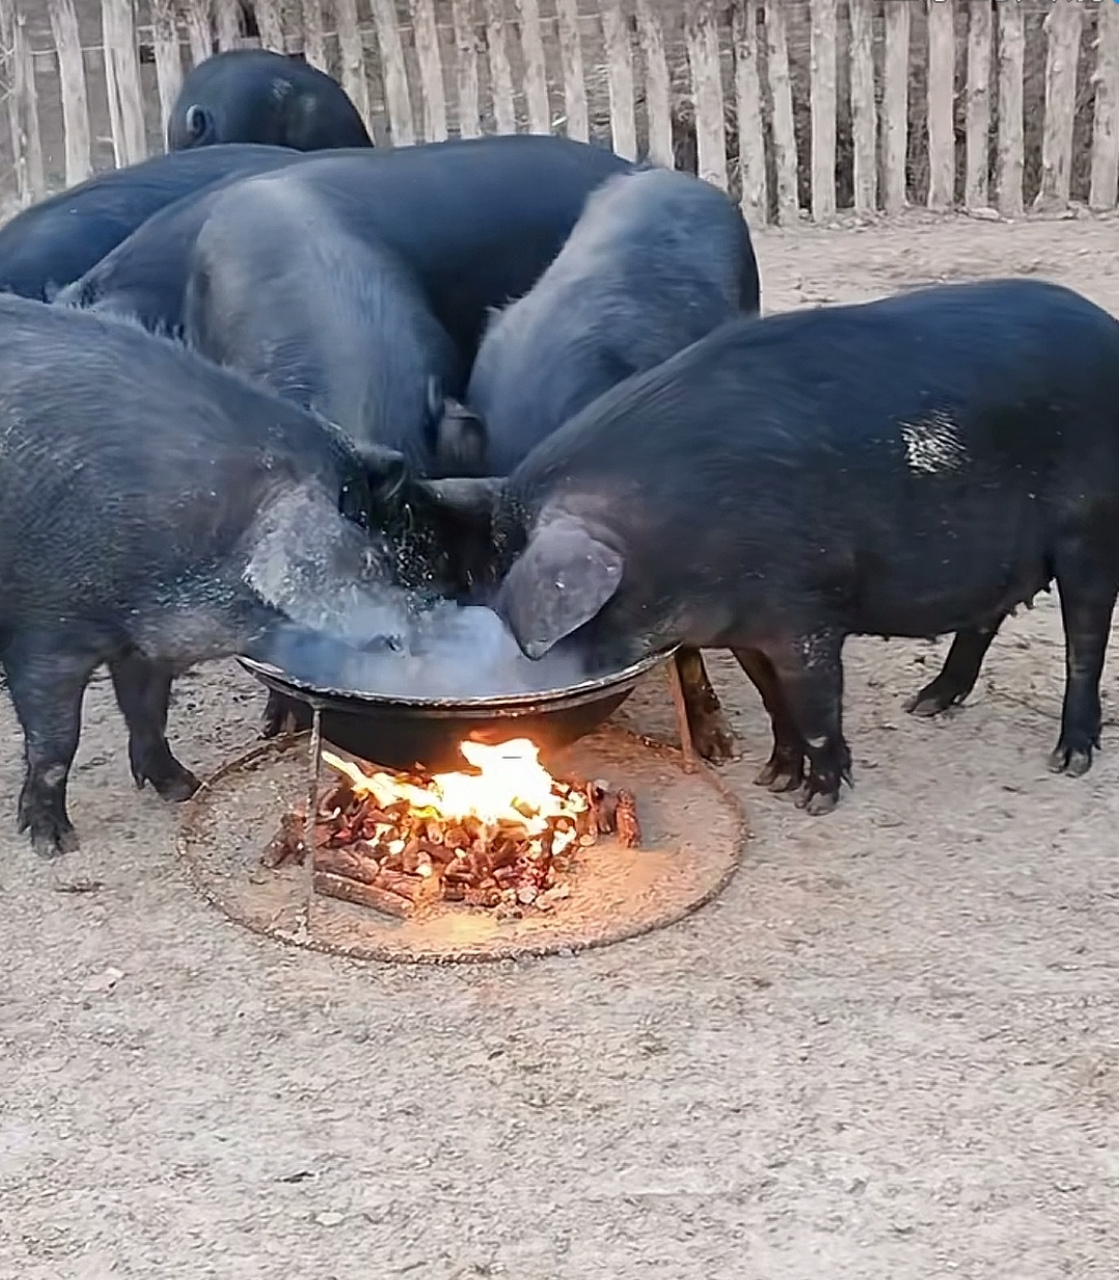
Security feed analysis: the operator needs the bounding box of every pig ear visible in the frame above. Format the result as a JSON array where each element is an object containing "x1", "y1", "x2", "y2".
[
  {"x1": 184, "y1": 104, "x2": 213, "y2": 143},
  {"x1": 425, "y1": 375, "x2": 443, "y2": 425},
  {"x1": 357, "y1": 442, "x2": 409, "y2": 506},
  {"x1": 497, "y1": 518, "x2": 624, "y2": 660}
]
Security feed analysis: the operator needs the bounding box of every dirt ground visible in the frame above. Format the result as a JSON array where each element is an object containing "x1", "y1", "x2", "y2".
[{"x1": 3, "y1": 212, "x2": 1119, "y2": 1279}]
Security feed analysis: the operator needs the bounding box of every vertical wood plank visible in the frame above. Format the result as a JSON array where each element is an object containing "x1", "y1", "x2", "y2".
[
  {"x1": 601, "y1": 0, "x2": 637, "y2": 160},
  {"x1": 254, "y1": 0, "x2": 285, "y2": 50},
  {"x1": 849, "y1": 0, "x2": 875, "y2": 213},
  {"x1": 1034, "y1": 2, "x2": 1082, "y2": 210},
  {"x1": 371, "y1": 0, "x2": 416, "y2": 144},
  {"x1": 685, "y1": 0, "x2": 728, "y2": 191},
  {"x1": 150, "y1": 0, "x2": 183, "y2": 141},
  {"x1": 964, "y1": 0, "x2": 991, "y2": 209},
  {"x1": 732, "y1": 0, "x2": 766, "y2": 224},
  {"x1": 635, "y1": 0, "x2": 672, "y2": 167},
  {"x1": 336, "y1": 0, "x2": 372, "y2": 127},
  {"x1": 555, "y1": 0, "x2": 589, "y2": 142},
  {"x1": 411, "y1": 0, "x2": 449, "y2": 141},
  {"x1": 809, "y1": 0, "x2": 837, "y2": 220},
  {"x1": 926, "y1": 0, "x2": 955, "y2": 210},
  {"x1": 215, "y1": 0, "x2": 242, "y2": 49},
  {"x1": 764, "y1": 0, "x2": 799, "y2": 223},
  {"x1": 49, "y1": 0, "x2": 93, "y2": 183},
  {"x1": 1090, "y1": 0, "x2": 1119, "y2": 211},
  {"x1": 450, "y1": 0, "x2": 482, "y2": 138},
  {"x1": 516, "y1": 0, "x2": 551, "y2": 134},
  {"x1": 995, "y1": 0, "x2": 1023, "y2": 214},
  {"x1": 8, "y1": 5, "x2": 44, "y2": 199},
  {"x1": 483, "y1": 0, "x2": 517, "y2": 135},
  {"x1": 103, "y1": 0, "x2": 148, "y2": 166},
  {"x1": 300, "y1": 0, "x2": 326, "y2": 70},
  {"x1": 882, "y1": 0, "x2": 909, "y2": 213},
  {"x1": 186, "y1": 0, "x2": 213, "y2": 65}
]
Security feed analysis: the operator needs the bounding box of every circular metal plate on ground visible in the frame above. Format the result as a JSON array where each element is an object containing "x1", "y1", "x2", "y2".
[{"x1": 177, "y1": 725, "x2": 748, "y2": 965}]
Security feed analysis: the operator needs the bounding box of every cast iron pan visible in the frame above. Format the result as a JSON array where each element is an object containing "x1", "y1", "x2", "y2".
[{"x1": 237, "y1": 648, "x2": 677, "y2": 773}]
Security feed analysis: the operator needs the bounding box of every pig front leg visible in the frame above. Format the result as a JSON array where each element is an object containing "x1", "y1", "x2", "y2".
[
  {"x1": 2, "y1": 632, "x2": 101, "y2": 856},
  {"x1": 905, "y1": 624, "x2": 1001, "y2": 718},
  {"x1": 747, "y1": 629, "x2": 852, "y2": 816},
  {"x1": 260, "y1": 689, "x2": 312, "y2": 739},
  {"x1": 732, "y1": 647, "x2": 807, "y2": 793},
  {"x1": 672, "y1": 648, "x2": 738, "y2": 764},
  {"x1": 108, "y1": 653, "x2": 200, "y2": 801}
]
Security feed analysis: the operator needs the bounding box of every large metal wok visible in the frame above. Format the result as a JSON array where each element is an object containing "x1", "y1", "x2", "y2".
[{"x1": 237, "y1": 647, "x2": 677, "y2": 773}]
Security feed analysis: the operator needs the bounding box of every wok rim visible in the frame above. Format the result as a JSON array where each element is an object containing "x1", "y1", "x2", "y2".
[{"x1": 235, "y1": 644, "x2": 679, "y2": 712}]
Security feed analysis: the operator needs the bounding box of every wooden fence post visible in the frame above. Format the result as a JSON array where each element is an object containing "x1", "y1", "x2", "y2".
[
  {"x1": 150, "y1": 0, "x2": 183, "y2": 142},
  {"x1": 300, "y1": 0, "x2": 326, "y2": 70},
  {"x1": 49, "y1": 0, "x2": 93, "y2": 184},
  {"x1": 848, "y1": 0, "x2": 875, "y2": 214},
  {"x1": 186, "y1": 0, "x2": 213, "y2": 65},
  {"x1": 371, "y1": 0, "x2": 416, "y2": 144},
  {"x1": 483, "y1": 0, "x2": 517, "y2": 135},
  {"x1": 995, "y1": 0, "x2": 1023, "y2": 214},
  {"x1": 336, "y1": 0, "x2": 372, "y2": 129},
  {"x1": 1090, "y1": 0, "x2": 1119, "y2": 211},
  {"x1": 254, "y1": 0, "x2": 284, "y2": 51},
  {"x1": 764, "y1": 0, "x2": 799, "y2": 224},
  {"x1": 555, "y1": 0, "x2": 589, "y2": 142},
  {"x1": 102, "y1": 0, "x2": 148, "y2": 167},
  {"x1": 1, "y1": 0, "x2": 44, "y2": 203},
  {"x1": 732, "y1": 0, "x2": 766, "y2": 226},
  {"x1": 1034, "y1": 2, "x2": 1082, "y2": 211},
  {"x1": 602, "y1": 0, "x2": 637, "y2": 161},
  {"x1": 809, "y1": 0, "x2": 837, "y2": 220},
  {"x1": 635, "y1": 0, "x2": 673, "y2": 168},
  {"x1": 963, "y1": 0, "x2": 991, "y2": 210},
  {"x1": 926, "y1": 0, "x2": 955, "y2": 210},
  {"x1": 517, "y1": 0, "x2": 552, "y2": 134},
  {"x1": 215, "y1": 0, "x2": 242, "y2": 50},
  {"x1": 686, "y1": 0, "x2": 728, "y2": 191},
  {"x1": 882, "y1": 0, "x2": 909, "y2": 212},
  {"x1": 450, "y1": 0, "x2": 482, "y2": 138},
  {"x1": 411, "y1": 0, "x2": 448, "y2": 141}
]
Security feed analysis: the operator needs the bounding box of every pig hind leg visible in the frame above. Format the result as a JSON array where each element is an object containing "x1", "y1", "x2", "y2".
[
  {"x1": 1048, "y1": 552, "x2": 1119, "y2": 777},
  {"x1": 742, "y1": 629, "x2": 852, "y2": 816},
  {"x1": 905, "y1": 624, "x2": 1002, "y2": 718},
  {"x1": 733, "y1": 648, "x2": 807, "y2": 793},
  {"x1": 673, "y1": 648, "x2": 737, "y2": 764},
  {"x1": 109, "y1": 653, "x2": 200, "y2": 800},
  {"x1": 2, "y1": 631, "x2": 102, "y2": 857}
]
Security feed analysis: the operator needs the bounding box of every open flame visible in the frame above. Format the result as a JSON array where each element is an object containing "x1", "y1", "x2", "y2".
[{"x1": 320, "y1": 738, "x2": 588, "y2": 856}]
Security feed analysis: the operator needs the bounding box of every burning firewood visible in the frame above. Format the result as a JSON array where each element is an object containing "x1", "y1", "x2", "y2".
[{"x1": 262, "y1": 738, "x2": 643, "y2": 920}]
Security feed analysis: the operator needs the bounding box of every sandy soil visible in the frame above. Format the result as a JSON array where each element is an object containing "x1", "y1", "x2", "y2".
[{"x1": 4, "y1": 210, "x2": 1119, "y2": 1279}]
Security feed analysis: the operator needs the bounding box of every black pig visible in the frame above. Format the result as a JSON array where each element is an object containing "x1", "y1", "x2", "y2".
[
  {"x1": 413, "y1": 279, "x2": 1119, "y2": 815},
  {"x1": 0, "y1": 296, "x2": 415, "y2": 857},
  {"x1": 0, "y1": 143, "x2": 301, "y2": 302},
  {"x1": 167, "y1": 49, "x2": 373, "y2": 152},
  {"x1": 437, "y1": 166, "x2": 760, "y2": 477},
  {"x1": 182, "y1": 168, "x2": 463, "y2": 474},
  {"x1": 56, "y1": 135, "x2": 634, "y2": 358}
]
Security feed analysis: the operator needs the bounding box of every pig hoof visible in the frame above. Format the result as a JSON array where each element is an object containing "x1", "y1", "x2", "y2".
[
  {"x1": 29, "y1": 818, "x2": 80, "y2": 859},
  {"x1": 692, "y1": 716, "x2": 738, "y2": 765},
  {"x1": 755, "y1": 751, "x2": 804, "y2": 793},
  {"x1": 904, "y1": 685, "x2": 963, "y2": 718},
  {"x1": 796, "y1": 785, "x2": 840, "y2": 817},
  {"x1": 151, "y1": 767, "x2": 201, "y2": 802},
  {"x1": 1047, "y1": 744, "x2": 1094, "y2": 777}
]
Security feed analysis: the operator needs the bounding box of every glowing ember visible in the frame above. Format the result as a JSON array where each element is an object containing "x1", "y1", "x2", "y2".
[
  {"x1": 321, "y1": 738, "x2": 585, "y2": 855},
  {"x1": 262, "y1": 737, "x2": 642, "y2": 918}
]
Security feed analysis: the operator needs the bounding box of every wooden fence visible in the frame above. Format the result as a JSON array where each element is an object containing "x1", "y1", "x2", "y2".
[{"x1": 1, "y1": 0, "x2": 1118, "y2": 226}]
